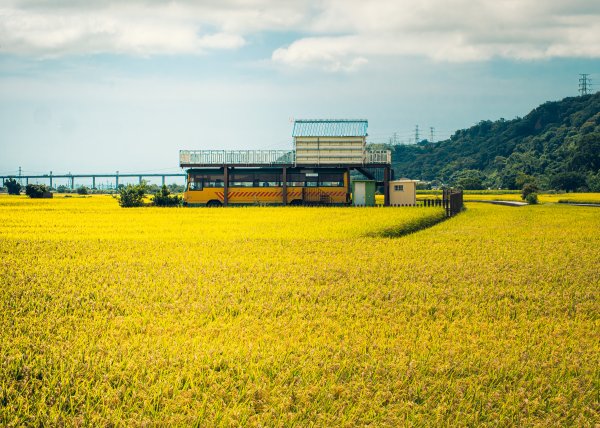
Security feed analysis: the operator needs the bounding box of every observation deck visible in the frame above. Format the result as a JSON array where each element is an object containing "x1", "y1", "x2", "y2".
[{"x1": 179, "y1": 149, "x2": 391, "y2": 168}]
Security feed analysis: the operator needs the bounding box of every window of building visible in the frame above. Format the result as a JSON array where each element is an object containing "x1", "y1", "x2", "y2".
[{"x1": 394, "y1": 184, "x2": 404, "y2": 192}]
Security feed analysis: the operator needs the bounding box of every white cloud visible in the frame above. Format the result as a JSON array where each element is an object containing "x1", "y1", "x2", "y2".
[
  {"x1": 1, "y1": 0, "x2": 599, "y2": 67},
  {"x1": 0, "y1": 0, "x2": 310, "y2": 56},
  {"x1": 272, "y1": 0, "x2": 600, "y2": 69}
]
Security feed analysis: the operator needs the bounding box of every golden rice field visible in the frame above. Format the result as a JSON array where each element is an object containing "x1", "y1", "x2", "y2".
[
  {"x1": 1, "y1": 195, "x2": 599, "y2": 426},
  {"x1": 423, "y1": 192, "x2": 600, "y2": 204}
]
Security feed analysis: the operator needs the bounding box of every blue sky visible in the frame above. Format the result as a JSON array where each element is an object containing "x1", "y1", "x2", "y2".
[{"x1": 1, "y1": 0, "x2": 599, "y2": 177}]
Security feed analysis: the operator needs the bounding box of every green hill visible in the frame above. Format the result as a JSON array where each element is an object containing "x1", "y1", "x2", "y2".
[{"x1": 390, "y1": 92, "x2": 600, "y2": 191}]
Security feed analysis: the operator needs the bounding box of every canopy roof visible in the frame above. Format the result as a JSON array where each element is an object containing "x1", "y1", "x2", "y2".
[{"x1": 292, "y1": 119, "x2": 368, "y2": 137}]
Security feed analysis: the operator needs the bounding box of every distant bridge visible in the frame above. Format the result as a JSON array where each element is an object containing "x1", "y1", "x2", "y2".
[{"x1": 1, "y1": 172, "x2": 186, "y2": 190}]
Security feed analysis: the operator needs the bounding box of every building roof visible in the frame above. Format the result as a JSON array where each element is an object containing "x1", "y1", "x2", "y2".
[{"x1": 292, "y1": 119, "x2": 368, "y2": 137}]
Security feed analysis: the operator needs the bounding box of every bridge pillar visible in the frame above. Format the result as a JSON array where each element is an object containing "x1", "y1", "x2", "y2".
[
  {"x1": 92, "y1": 176, "x2": 96, "y2": 189},
  {"x1": 138, "y1": 175, "x2": 142, "y2": 184},
  {"x1": 162, "y1": 175, "x2": 165, "y2": 186},
  {"x1": 115, "y1": 172, "x2": 119, "y2": 190},
  {"x1": 49, "y1": 171, "x2": 53, "y2": 189}
]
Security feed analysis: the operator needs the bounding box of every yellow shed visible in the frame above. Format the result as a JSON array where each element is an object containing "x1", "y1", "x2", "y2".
[{"x1": 389, "y1": 179, "x2": 418, "y2": 206}]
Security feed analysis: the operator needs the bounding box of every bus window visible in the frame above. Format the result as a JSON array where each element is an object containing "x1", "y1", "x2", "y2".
[
  {"x1": 286, "y1": 173, "x2": 305, "y2": 187},
  {"x1": 319, "y1": 173, "x2": 344, "y2": 187},
  {"x1": 189, "y1": 179, "x2": 203, "y2": 191},
  {"x1": 256, "y1": 172, "x2": 281, "y2": 187},
  {"x1": 305, "y1": 173, "x2": 319, "y2": 187},
  {"x1": 210, "y1": 179, "x2": 224, "y2": 188},
  {"x1": 230, "y1": 173, "x2": 254, "y2": 187},
  {"x1": 189, "y1": 173, "x2": 224, "y2": 189}
]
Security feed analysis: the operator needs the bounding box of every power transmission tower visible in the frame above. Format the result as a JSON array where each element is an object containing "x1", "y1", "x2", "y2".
[
  {"x1": 415, "y1": 125, "x2": 420, "y2": 144},
  {"x1": 430, "y1": 127, "x2": 435, "y2": 143},
  {"x1": 579, "y1": 74, "x2": 591, "y2": 95}
]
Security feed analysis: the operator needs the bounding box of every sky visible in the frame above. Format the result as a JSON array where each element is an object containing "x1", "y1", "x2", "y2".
[{"x1": 1, "y1": 0, "x2": 599, "y2": 178}]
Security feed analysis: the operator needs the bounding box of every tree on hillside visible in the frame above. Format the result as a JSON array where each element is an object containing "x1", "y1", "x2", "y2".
[
  {"x1": 550, "y1": 172, "x2": 587, "y2": 192},
  {"x1": 450, "y1": 169, "x2": 486, "y2": 190},
  {"x1": 570, "y1": 132, "x2": 600, "y2": 172}
]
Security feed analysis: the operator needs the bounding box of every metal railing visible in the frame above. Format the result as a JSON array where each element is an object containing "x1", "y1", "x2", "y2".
[
  {"x1": 180, "y1": 150, "x2": 295, "y2": 165},
  {"x1": 365, "y1": 150, "x2": 391, "y2": 164},
  {"x1": 180, "y1": 149, "x2": 391, "y2": 166}
]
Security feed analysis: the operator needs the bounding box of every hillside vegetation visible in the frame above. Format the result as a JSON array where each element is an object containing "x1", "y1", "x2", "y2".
[{"x1": 392, "y1": 92, "x2": 600, "y2": 190}]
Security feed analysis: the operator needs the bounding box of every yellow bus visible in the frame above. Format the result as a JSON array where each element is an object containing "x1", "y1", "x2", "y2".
[{"x1": 183, "y1": 167, "x2": 350, "y2": 206}]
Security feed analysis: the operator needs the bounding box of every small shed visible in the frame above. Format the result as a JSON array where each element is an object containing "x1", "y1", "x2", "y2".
[
  {"x1": 352, "y1": 180, "x2": 376, "y2": 206},
  {"x1": 389, "y1": 179, "x2": 418, "y2": 206}
]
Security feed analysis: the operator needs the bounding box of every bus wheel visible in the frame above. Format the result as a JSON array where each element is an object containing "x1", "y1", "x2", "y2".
[
  {"x1": 289, "y1": 199, "x2": 303, "y2": 206},
  {"x1": 206, "y1": 200, "x2": 222, "y2": 207}
]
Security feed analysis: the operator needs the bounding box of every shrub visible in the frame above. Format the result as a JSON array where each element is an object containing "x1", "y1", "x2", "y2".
[
  {"x1": 521, "y1": 182, "x2": 540, "y2": 200},
  {"x1": 4, "y1": 178, "x2": 21, "y2": 195},
  {"x1": 152, "y1": 185, "x2": 182, "y2": 207},
  {"x1": 25, "y1": 184, "x2": 51, "y2": 198},
  {"x1": 525, "y1": 192, "x2": 538, "y2": 204},
  {"x1": 56, "y1": 185, "x2": 70, "y2": 193},
  {"x1": 77, "y1": 186, "x2": 89, "y2": 195},
  {"x1": 117, "y1": 182, "x2": 147, "y2": 208}
]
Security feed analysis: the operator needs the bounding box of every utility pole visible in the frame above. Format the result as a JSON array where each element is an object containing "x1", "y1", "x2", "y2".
[
  {"x1": 430, "y1": 127, "x2": 435, "y2": 143},
  {"x1": 415, "y1": 125, "x2": 420, "y2": 144},
  {"x1": 579, "y1": 74, "x2": 591, "y2": 96}
]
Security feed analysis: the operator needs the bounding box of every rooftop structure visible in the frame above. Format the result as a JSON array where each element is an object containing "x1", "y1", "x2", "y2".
[
  {"x1": 293, "y1": 119, "x2": 370, "y2": 166},
  {"x1": 180, "y1": 119, "x2": 390, "y2": 167},
  {"x1": 292, "y1": 119, "x2": 368, "y2": 137}
]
